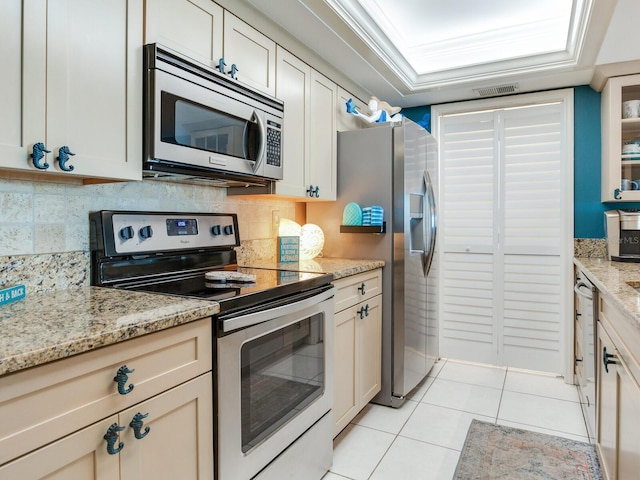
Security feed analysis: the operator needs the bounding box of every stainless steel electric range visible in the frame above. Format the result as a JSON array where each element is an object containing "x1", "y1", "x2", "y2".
[{"x1": 90, "y1": 210, "x2": 335, "y2": 480}]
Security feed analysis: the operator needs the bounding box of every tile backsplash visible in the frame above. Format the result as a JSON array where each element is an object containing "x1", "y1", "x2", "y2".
[
  {"x1": 0, "y1": 177, "x2": 299, "y2": 291},
  {"x1": 574, "y1": 238, "x2": 607, "y2": 258},
  {"x1": 0, "y1": 178, "x2": 297, "y2": 255}
]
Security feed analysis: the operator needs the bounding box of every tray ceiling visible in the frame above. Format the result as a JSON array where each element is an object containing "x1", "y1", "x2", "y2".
[{"x1": 246, "y1": 0, "x2": 616, "y2": 105}]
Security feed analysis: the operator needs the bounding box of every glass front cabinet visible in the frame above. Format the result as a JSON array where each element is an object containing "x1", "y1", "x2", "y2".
[{"x1": 602, "y1": 73, "x2": 640, "y2": 201}]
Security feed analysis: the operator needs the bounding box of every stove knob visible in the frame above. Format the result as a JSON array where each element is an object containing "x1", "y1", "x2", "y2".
[
  {"x1": 139, "y1": 225, "x2": 153, "y2": 240},
  {"x1": 223, "y1": 225, "x2": 234, "y2": 235},
  {"x1": 119, "y1": 226, "x2": 134, "y2": 241},
  {"x1": 211, "y1": 225, "x2": 221, "y2": 236}
]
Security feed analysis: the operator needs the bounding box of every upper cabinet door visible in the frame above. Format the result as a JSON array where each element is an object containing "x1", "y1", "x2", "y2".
[
  {"x1": 0, "y1": 0, "x2": 142, "y2": 182},
  {"x1": 223, "y1": 12, "x2": 276, "y2": 96},
  {"x1": 0, "y1": 0, "x2": 45, "y2": 170},
  {"x1": 602, "y1": 74, "x2": 640, "y2": 201},
  {"x1": 144, "y1": 0, "x2": 223, "y2": 69},
  {"x1": 309, "y1": 70, "x2": 337, "y2": 201},
  {"x1": 45, "y1": 0, "x2": 141, "y2": 181},
  {"x1": 275, "y1": 47, "x2": 311, "y2": 198}
]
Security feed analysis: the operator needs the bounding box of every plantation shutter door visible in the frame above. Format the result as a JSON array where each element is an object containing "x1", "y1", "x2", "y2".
[
  {"x1": 501, "y1": 103, "x2": 565, "y2": 372},
  {"x1": 440, "y1": 111, "x2": 498, "y2": 365},
  {"x1": 438, "y1": 97, "x2": 570, "y2": 373}
]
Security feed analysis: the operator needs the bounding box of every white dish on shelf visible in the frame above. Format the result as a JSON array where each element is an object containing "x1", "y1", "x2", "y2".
[{"x1": 623, "y1": 100, "x2": 640, "y2": 118}]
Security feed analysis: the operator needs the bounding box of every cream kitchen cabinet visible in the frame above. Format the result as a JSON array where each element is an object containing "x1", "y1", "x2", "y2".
[
  {"x1": 0, "y1": 0, "x2": 142, "y2": 182},
  {"x1": 0, "y1": 319, "x2": 213, "y2": 478},
  {"x1": 273, "y1": 47, "x2": 311, "y2": 198},
  {"x1": 309, "y1": 69, "x2": 338, "y2": 201},
  {"x1": 144, "y1": 0, "x2": 223, "y2": 70},
  {"x1": 223, "y1": 11, "x2": 276, "y2": 96},
  {"x1": 333, "y1": 269, "x2": 382, "y2": 437},
  {"x1": 601, "y1": 74, "x2": 640, "y2": 201},
  {"x1": 596, "y1": 296, "x2": 640, "y2": 480},
  {"x1": 145, "y1": 2, "x2": 276, "y2": 96},
  {"x1": 269, "y1": 47, "x2": 337, "y2": 200}
]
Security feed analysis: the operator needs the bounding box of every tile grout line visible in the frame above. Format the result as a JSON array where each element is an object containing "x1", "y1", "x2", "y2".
[
  {"x1": 365, "y1": 359, "x2": 448, "y2": 479},
  {"x1": 494, "y1": 366, "x2": 509, "y2": 424}
]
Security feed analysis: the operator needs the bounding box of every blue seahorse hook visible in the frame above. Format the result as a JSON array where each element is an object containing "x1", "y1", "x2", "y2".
[
  {"x1": 31, "y1": 142, "x2": 51, "y2": 170},
  {"x1": 217, "y1": 57, "x2": 226, "y2": 74},
  {"x1": 229, "y1": 64, "x2": 239, "y2": 80},
  {"x1": 57, "y1": 146, "x2": 76, "y2": 172}
]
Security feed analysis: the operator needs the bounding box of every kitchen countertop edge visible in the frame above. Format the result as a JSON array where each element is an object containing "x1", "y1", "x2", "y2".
[
  {"x1": 0, "y1": 286, "x2": 219, "y2": 377},
  {"x1": 574, "y1": 257, "x2": 640, "y2": 333}
]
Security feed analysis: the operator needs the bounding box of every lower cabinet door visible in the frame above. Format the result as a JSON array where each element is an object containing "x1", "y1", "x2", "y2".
[
  {"x1": 0, "y1": 416, "x2": 120, "y2": 479},
  {"x1": 333, "y1": 294, "x2": 382, "y2": 437},
  {"x1": 617, "y1": 357, "x2": 640, "y2": 479},
  {"x1": 597, "y1": 322, "x2": 618, "y2": 480},
  {"x1": 358, "y1": 295, "x2": 382, "y2": 405},
  {"x1": 333, "y1": 306, "x2": 358, "y2": 436},
  {"x1": 120, "y1": 373, "x2": 213, "y2": 480}
]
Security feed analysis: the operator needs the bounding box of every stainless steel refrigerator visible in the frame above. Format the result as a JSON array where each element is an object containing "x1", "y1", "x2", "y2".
[{"x1": 307, "y1": 118, "x2": 438, "y2": 407}]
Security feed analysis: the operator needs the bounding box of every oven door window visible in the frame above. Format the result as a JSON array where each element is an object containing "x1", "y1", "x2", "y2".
[
  {"x1": 240, "y1": 312, "x2": 325, "y2": 453},
  {"x1": 160, "y1": 92, "x2": 259, "y2": 161}
]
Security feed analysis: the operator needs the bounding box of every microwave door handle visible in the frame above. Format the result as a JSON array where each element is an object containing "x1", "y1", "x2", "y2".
[{"x1": 248, "y1": 110, "x2": 267, "y2": 174}]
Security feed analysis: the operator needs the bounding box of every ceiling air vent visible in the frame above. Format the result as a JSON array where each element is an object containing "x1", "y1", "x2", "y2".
[{"x1": 474, "y1": 83, "x2": 520, "y2": 97}]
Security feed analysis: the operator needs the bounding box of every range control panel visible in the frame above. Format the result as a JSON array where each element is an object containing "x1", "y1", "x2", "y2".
[{"x1": 102, "y1": 212, "x2": 240, "y2": 255}]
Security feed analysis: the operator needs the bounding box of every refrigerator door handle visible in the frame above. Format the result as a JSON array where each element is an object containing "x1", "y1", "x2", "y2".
[{"x1": 423, "y1": 169, "x2": 437, "y2": 276}]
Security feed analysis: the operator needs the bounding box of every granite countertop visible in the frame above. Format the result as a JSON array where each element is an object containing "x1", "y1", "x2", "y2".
[
  {"x1": 243, "y1": 257, "x2": 385, "y2": 279},
  {"x1": 0, "y1": 258, "x2": 383, "y2": 378},
  {"x1": 0, "y1": 287, "x2": 219, "y2": 377},
  {"x1": 574, "y1": 257, "x2": 640, "y2": 334}
]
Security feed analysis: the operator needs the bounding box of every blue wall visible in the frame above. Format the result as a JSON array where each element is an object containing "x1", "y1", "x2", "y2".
[
  {"x1": 405, "y1": 87, "x2": 640, "y2": 239},
  {"x1": 573, "y1": 86, "x2": 605, "y2": 238}
]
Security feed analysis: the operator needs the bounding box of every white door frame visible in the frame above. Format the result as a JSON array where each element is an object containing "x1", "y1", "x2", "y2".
[{"x1": 431, "y1": 89, "x2": 575, "y2": 381}]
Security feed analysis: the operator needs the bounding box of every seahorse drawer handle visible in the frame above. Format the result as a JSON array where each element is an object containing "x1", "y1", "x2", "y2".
[
  {"x1": 103, "y1": 423, "x2": 125, "y2": 455},
  {"x1": 357, "y1": 282, "x2": 366, "y2": 295},
  {"x1": 114, "y1": 365, "x2": 135, "y2": 395},
  {"x1": 130, "y1": 412, "x2": 150, "y2": 440},
  {"x1": 217, "y1": 57, "x2": 226, "y2": 74},
  {"x1": 31, "y1": 142, "x2": 51, "y2": 170},
  {"x1": 229, "y1": 64, "x2": 239, "y2": 79},
  {"x1": 56, "y1": 146, "x2": 76, "y2": 172}
]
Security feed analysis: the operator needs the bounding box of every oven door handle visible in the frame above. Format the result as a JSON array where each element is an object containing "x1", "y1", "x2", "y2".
[
  {"x1": 574, "y1": 281, "x2": 594, "y2": 300},
  {"x1": 219, "y1": 286, "x2": 335, "y2": 334}
]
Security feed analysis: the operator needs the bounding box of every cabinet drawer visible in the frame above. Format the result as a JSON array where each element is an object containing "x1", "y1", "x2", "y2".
[
  {"x1": 0, "y1": 318, "x2": 212, "y2": 465},
  {"x1": 333, "y1": 269, "x2": 382, "y2": 312}
]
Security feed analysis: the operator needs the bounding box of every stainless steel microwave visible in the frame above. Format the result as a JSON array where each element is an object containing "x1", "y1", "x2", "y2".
[{"x1": 143, "y1": 44, "x2": 283, "y2": 187}]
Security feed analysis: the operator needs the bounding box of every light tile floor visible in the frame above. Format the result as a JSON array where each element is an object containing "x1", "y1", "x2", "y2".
[{"x1": 324, "y1": 359, "x2": 589, "y2": 480}]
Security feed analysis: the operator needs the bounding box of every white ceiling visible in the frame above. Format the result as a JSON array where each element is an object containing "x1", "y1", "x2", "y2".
[{"x1": 245, "y1": 0, "x2": 619, "y2": 106}]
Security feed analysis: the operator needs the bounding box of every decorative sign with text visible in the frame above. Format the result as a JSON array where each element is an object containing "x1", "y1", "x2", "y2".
[
  {"x1": 0, "y1": 284, "x2": 26, "y2": 306},
  {"x1": 278, "y1": 236, "x2": 300, "y2": 263}
]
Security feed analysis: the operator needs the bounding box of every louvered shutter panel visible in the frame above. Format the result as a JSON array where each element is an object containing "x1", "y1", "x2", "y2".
[
  {"x1": 501, "y1": 103, "x2": 564, "y2": 371},
  {"x1": 440, "y1": 112, "x2": 497, "y2": 364}
]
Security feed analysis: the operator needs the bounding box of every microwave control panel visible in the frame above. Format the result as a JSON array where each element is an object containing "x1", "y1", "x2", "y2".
[{"x1": 266, "y1": 121, "x2": 282, "y2": 167}]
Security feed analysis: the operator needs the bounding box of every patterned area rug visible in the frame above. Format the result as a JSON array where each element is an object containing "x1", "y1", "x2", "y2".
[{"x1": 453, "y1": 420, "x2": 603, "y2": 480}]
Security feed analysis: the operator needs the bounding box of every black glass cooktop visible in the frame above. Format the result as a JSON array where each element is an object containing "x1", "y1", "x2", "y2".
[{"x1": 119, "y1": 267, "x2": 333, "y2": 315}]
